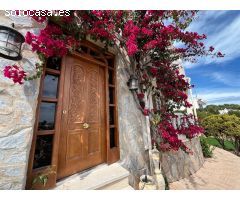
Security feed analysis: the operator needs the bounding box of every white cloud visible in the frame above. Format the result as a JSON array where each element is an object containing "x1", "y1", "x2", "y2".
[
  {"x1": 184, "y1": 11, "x2": 240, "y2": 68},
  {"x1": 188, "y1": 11, "x2": 228, "y2": 33},
  {"x1": 210, "y1": 72, "x2": 240, "y2": 87},
  {"x1": 194, "y1": 88, "x2": 240, "y2": 105}
]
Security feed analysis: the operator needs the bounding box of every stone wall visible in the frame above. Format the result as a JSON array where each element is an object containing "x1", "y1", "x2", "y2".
[
  {"x1": 160, "y1": 137, "x2": 204, "y2": 183},
  {"x1": 0, "y1": 12, "x2": 44, "y2": 189},
  {"x1": 115, "y1": 53, "x2": 151, "y2": 188}
]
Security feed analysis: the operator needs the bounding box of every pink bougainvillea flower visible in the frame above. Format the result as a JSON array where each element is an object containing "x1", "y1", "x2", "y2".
[
  {"x1": 217, "y1": 52, "x2": 224, "y2": 57},
  {"x1": 143, "y1": 108, "x2": 150, "y2": 116},
  {"x1": 150, "y1": 67, "x2": 158, "y2": 76},
  {"x1": 3, "y1": 65, "x2": 26, "y2": 84},
  {"x1": 137, "y1": 93, "x2": 145, "y2": 100},
  {"x1": 209, "y1": 46, "x2": 214, "y2": 52},
  {"x1": 141, "y1": 27, "x2": 153, "y2": 36},
  {"x1": 126, "y1": 39, "x2": 138, "y2": 56}
]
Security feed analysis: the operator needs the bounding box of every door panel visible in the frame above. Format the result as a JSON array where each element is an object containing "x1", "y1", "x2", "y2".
[{"x1": 57, "y1": 55, "x2": 106, "y2": 180}]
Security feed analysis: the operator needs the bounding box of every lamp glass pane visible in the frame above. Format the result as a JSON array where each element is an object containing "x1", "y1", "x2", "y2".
[{"x1": 0, "y1": 31, "x2": 8, "y2": 41}]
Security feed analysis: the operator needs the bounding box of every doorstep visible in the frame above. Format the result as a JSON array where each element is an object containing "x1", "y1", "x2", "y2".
[{"x1": 54, "y1": 162, "x2": 133, "y2": 190}]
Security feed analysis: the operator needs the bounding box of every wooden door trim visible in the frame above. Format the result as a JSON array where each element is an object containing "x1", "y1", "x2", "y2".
[
  {"x1": 25, "y1": 64, "x2": 46, "y2": 189},
  {"x1": 53, "y1": 56, "x2": 67, "y2": 180},
  {"x1": 57, "y1": 56, "x2": 73, "y2": 179},
  {"x1": 71, "y1": 51, "x2": 109, "y2": 68},
  {"x1": 106, "y1": 55, "x2": 120, "y2": 164}
]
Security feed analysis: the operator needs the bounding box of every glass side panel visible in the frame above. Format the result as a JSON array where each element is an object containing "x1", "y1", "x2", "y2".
[
  {"x1": 110, "y1": 128, "x2": 116, "y2": 148},
  {"x1": 109, "y1": 87, "x2": 114, "y2": 104},
  {"x1": 42, "y1": 74, "x2": 59, "y2": 98},
  {"x1": 78, "y1": 45, "x2": 88, "y2": 54},
  {"x1": 89, "y1": 49, "x2": 100, "y2": 57},
  {"x1": 46, "y1": 57, "x2": 61, "y2": 70},
  {"x1": 38, "y1": 102, "x2": 56, "y2": 130},
  {"x1": 108, "y1": 69, "x2": 114, "y2": 85},
  {"x1": 109, "y1": 106, "x2": 115, "y2": 125},
  {"x1": 33, "y1": 135, "x2": 53, "y2": 169},
  {"x1": 107, "y1": 58, "x2": 114, "y2": 68}
]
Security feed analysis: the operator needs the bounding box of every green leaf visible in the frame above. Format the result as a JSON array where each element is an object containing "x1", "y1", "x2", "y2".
[{"x1": 43, "y1": 176, "x2": 48, "y2": 187}]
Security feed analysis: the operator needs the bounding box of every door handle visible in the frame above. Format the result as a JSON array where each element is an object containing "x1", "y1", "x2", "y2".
[{"x1": 83, "y1": 123, "x2": 90, "y2": 129}]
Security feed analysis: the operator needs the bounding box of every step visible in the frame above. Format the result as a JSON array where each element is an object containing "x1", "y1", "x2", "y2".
[
  {"x1": 55, "y1": 163, "x2": 130, "y2": 190},
  {"x1": 98, "y1": 176, "x2": 133, "y2": 190},
  {"x1": 122, "y1": 186, "x2": 135, "y2": 190}
]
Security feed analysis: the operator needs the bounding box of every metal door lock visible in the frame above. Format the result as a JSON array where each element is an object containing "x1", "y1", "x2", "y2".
[{"x1": 83, "y1": 123, "x2": 90, "y2": 129}]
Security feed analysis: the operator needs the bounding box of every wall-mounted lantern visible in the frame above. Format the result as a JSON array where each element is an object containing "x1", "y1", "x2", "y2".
[
  {"x1": 127, "y1": 74, "x2": 139, "y2": 91},
  {"x1": 0, "y1": 24, "x2": 25, "y2": 61}
]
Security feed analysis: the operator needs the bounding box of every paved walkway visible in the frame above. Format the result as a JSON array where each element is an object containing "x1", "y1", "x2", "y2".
[{"x1": 170, "y1": 148, "x2": 240, "y2": 190}]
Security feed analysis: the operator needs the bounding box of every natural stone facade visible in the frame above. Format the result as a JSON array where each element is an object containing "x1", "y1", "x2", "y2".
[
  {"x1": 161, "y1": 137, "x2": 204, "y2": 183},
  {"x1": 0, "y1": 12, "x2": 44, "y2": 189},
  {"x1": 115, "y1": 54, "x2": 151, "y2": 188}
]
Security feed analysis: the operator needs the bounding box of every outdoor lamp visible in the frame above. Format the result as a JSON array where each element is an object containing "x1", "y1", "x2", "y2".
[
  {"x1": 127, "y1": 74, "x2": 139, "y2": 91},
  {"x1": 0, "y1": 24, "x2": 25, "y2": 61}
]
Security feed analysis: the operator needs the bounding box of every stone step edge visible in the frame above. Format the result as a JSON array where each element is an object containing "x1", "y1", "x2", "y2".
[
  {"x1": 55, "y1": 164, "x2": 108, "y2": 188},
  {"x1": 122, "y1": 186, "x2": 134, "y2": 190},
  {"x1": 97, "y1": 175, "x2": 129, "y2": 190},
  {"x1": 91, "y1": 172, "x2": 129, "y2": 190},
  {"x1": 55, "y1": 163, "x2": 130, "y2": 190}
]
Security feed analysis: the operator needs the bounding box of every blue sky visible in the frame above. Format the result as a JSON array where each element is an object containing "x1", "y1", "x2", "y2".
[{"x1": 184, "y1": 11, "x2": 240, "y2": 105}]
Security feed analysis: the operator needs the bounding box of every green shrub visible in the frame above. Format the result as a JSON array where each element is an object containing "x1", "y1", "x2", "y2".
[
  {"x1": 202, "y1": 114, "x2": 240, "y2": 149},
  {"x1": 203, "y1": 136, "x2": 236, "y2": 151},
  {"x1": 200, "y1": 136, "x2": 215, "y2": 158},
  {"x1": 205, "y1": 137, "x2": 223, "y2": 148},
  {"x1": 224, "y1": 140, "x2": 236, "y2": 151}
]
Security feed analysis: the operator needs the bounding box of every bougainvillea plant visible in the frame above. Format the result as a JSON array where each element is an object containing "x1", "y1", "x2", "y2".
[
  {"x1": 3, "y1": 65, "x2": 26, "y2": 84},
  {"x1": 3, "y1": 10, "x2": 223, "y2": 153}
]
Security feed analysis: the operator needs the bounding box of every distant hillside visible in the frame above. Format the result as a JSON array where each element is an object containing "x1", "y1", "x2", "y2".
[
  {"x1": 197, "y1": 104, "x2": 240, "y2": 119},
  {"x1": 199, "y1": 104, "x2": 240, "y2": 113}
]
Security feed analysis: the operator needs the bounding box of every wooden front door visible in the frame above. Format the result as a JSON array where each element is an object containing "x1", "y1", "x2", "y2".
[{"x1": 57, "y1": 54, "x2": 106, "y2": 179}]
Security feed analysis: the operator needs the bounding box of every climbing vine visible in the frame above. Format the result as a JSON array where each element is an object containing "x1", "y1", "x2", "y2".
[{"x1": 3, "y1": 11, "x2": 223, "y2": 153}]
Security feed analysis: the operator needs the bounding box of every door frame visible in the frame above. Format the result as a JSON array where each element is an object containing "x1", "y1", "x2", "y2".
[{"x1": 26, "y1": 40, "x2": 120, "y2": 189}]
